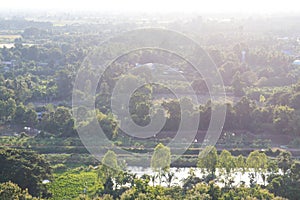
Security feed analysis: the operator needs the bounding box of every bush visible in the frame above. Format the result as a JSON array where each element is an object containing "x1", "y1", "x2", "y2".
[{"x1": 0, "y1": 181, "x2": 37, "y2": 200}]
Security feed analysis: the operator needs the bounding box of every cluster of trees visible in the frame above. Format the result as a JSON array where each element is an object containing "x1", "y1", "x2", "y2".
[
  {"x1": 261, "y1": 82, "x2": 300, "y2": 110},
  {"x1": 210, "y1": 45, "x2": 293, "y2": 89},
  {"x1": 0, "y1": 90, "x2": 37, "y2": 126},
  {"x1": 0, "y1": 181, "x2": 38, "y2": 200},
  {"x1": 1, "y1": 14, "x2": 300, "y2": 200},
  {"x1": 197, "y1": 146, "x2": 299, "y2": 192},
  {"x1": 92, "y1": 70, "x2": 300, "y2": 141},
  {"x1": 1, "y1": 17, "x2": 300, "y2": 141},
  {"x1": 0, "y1": 91, "x2": 77, "y2": 137},
  {"x1": 114, "y1": 94, "x2": 300, "y2": 135},
  {"x1": 0, "y1": 148, "x2": 52, "y2": 198},
  {"x1": 39, "y1": 106, "x2": 76, "y2": 137},
  {"x1": 91, "y1": 145, "x2": 299, "y2": 200}
]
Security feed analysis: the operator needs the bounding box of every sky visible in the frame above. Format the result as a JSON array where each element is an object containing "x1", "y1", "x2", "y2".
[{"x1": 1, "y1": 0, "x2": 299, "y2": 14}]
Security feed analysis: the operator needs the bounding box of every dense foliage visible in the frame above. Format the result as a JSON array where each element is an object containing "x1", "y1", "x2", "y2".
[
  {"x1": 0, "y1": 148, "x2": 52, "y2": 197},
  {"x1": 0, "y1": 14, "x2": 300, "y2": 200}
]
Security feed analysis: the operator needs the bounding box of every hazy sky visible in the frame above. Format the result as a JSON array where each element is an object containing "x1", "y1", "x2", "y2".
[{"x1": 1, "y1": 0, "x2": 299, "y2": 14}]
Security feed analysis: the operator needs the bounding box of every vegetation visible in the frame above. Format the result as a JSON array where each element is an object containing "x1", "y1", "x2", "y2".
[
  {"x1": 0, "y1": 148, "x2": 52, "y2": 198},
  {"x1": 0, "y1": 181, "x2": 38, "y2": 200},
  {"x1": 0, "y1": 11, "x2": 300, "y2": 200},
  {"x1": 151, "y1": 143, "x2": 171, "y2": 184}
]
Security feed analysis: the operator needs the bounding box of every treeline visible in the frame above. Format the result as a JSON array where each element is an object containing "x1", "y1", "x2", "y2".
[
  {"x1": 95, "y1": 80, "x2": 300, "y2": 139},
  {"x1": 2, "y1": 146, "x2": 299, "y2": 199},
  {"x1": 62, "y1": 146, "x2": 300, "y2": 200}
]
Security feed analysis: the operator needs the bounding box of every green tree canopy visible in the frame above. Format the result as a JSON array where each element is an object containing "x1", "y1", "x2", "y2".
[
  {"x1": 151, "y1": 143, "x2": 171, "y2": 173},
  {"x1": 197, "y1": 146, "x2": 218, "y2": 176},
  {"x1": 0, "y1": 148, "x2": 52, "y2": 197},
  {"x1": 0, "y1": 181, "x2": 37, "y2": 200},
  {"x1": 151, "y1": 143, "x2": 171, "y2": 184}
]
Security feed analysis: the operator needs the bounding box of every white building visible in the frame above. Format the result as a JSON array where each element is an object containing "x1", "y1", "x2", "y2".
[{"x1": 292, "y1": 60, "x2": 300, "y2": 66}]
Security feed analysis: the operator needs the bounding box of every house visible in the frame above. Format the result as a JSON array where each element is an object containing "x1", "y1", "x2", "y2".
[
  {"x1": 1, "y1": 61, "x2": 12, "y2": 66},
  {"x1": 1, "y1": 60, "x2": 15, "y2": 71},
  {"x1": 135, "y1": 62, "x2": 156, "y2": 70},
  {"x1": 1, "y1": 60, "x2": 15, "y2": 72},
  {"x1": 37, "y1": 62, "x2": 48, "y2": 67},
  {"x1": 292, "y1": 60, "x2": 300, "y2": 66}
]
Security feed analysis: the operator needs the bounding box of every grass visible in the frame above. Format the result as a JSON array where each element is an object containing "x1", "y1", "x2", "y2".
[{"x1": 48, "y1": 168, "x2": 102, "y2": 200}]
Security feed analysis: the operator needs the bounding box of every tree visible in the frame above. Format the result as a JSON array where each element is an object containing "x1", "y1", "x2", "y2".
[
  {"x1": 223, "y1": 103, "x2": 236, "y2": 130},
  {"x1": 290, "y1": 161, "x2": 300, "y2": 181},
  {"x1": 13, "y1": 104, "x2": 37, "y2": 127},
  {"x1": 97, "y1": 111, "x2": 118, "y2": 140},
  {"x1": 277, "y1": 151, "x2": 292, "y2": 175},
  {"x1": 246, "y1": 150, "x2": 267, "y2": 184},
  {"x1": 119, "y1": 188, "x2": 136, "y2": 200},
  {"x1": 99, "y1": 151, "x2": 120, "y2": 197},
  {"x1": 151, "y1": 143, "x2": 171, "y2": 185},
  {"x1": 290, "y1": 92, "x2": 300, "y2": 109},
  {"x1": 0, "y1": 148, "x2": 52, "y2": 197},
  {"x1": 199, "y1": 101, "x2": 212, "y2": 130},
  {"x1": 102, "y1": 150, "x2": 119, "y2": 170},
  {"x1": 236, "y1": 155, "x2": 246, "y2": 185},
  {"x1": 182, "y1": 169, "x2": 202, "y2": 192},
  {"x1": 53, "y1": 107, "x2": 75, "y2": 136},
  {"x1": 0, "y1": 98, "x2": 16, "y2": 122},
  {"x1": 218, "y1": 150, "x2": 235, "y2": 187},
  {"x1": 267, "y1": 158, "x2": 279, "y2": 177},
  {"x1": 191, "y1": 78, "x2": 209, "y2": 94},
  {"x1": 234, "y1": 97, "x2": 255, "y2": 130},
  {"x1": 0, "y1": 86, "x2": 14, "y2": 101},
  {"x1": 5, "y1": 98, "x2": 16, "y2": 120},
  {"x1": 232, "y1": 71, "x2": 245, "y2": 96},
  {"x1": 128, "y1": 84, "x2": 152, "y2": 126},
  {"x1": 100, "y1": 150, "x2": 119, "y2": 177},
  {"x1": 219, "y1": 61, "x2": 241, "y2": 86},
  {"x1": 162, "y1": 100, "x2": 181, "y2": 131},
  {"x1": 39, "y1": 106, "x2": 75, "y2": 137},
  {"x1": 273, "y1": 105, "x2": 294, "y2": 134},
  {"x1": 55, "y1": 70, "x2": 73, "y2": 100},
  {"x1": 0, "y1": 181, "x2": 37, "y2": 200},
  {"x1": 197, "y1": 146, "x2": 218, "y2": 177},
  {"x1": 186, "y1": 182, "x2": 211, "y2": 200}
]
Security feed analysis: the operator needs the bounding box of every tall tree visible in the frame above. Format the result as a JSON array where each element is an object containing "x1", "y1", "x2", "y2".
[
  {"x1": 277, "y1": 151, "x2": 292, "y2": 175},
  {"x1": 218, "y1": 150, "x2": 235, "y2": 187},
  {"x1": 246, "y1": 150, "x2": 267, "y2": 184},
  {"x1": 151, "y1": 143, "x2": 171, "y2": 185},
  {"x1": 102, "y1": 150, "x2": 119, "y2": 170},
  {"x1": 197, "y1": 146, "x2": 218, "y2": 177},
  {"x1": 235, "y1": 155, "x2": 246, "y2": 185}
]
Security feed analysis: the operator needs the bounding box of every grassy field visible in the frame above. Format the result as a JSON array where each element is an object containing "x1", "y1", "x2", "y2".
[{"x1": 48, "y1": 168, "x2": 102, "y2": 200}]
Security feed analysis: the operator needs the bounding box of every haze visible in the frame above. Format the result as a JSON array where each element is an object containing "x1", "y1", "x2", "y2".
[{"x1": 1, "y1": 0, "x2": 299, "y2": 14}]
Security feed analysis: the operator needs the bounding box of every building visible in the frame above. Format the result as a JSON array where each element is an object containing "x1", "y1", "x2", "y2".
[{"x1": 292, "y1": 60, "x2": 300, "y2": 66}]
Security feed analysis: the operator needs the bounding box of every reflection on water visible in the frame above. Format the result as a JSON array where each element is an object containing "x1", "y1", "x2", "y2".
[{"x1": 126, "y1": 166, "x2": 278, "y2": 187}]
